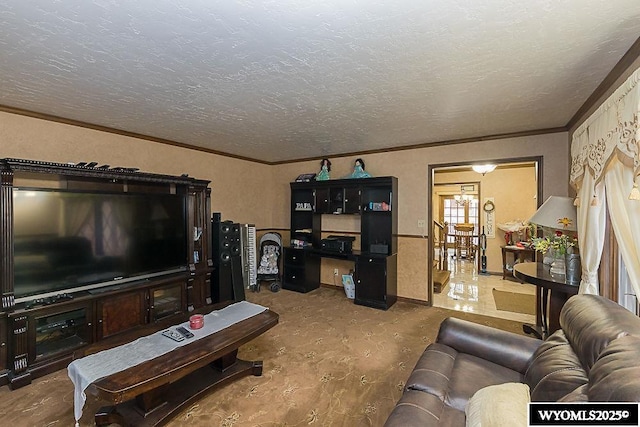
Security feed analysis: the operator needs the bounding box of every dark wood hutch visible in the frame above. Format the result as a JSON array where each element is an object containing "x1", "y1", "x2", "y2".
[
  {"x1": 286, "y1": 176, "x2": 398, "y2": 310},
  {"x1": 0, "y1": 158, "x2": 213, "y2": 389}
]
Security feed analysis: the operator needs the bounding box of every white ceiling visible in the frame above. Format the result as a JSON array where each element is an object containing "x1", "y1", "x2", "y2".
[{"x1": 1, "y1": 1, "x2": 639, "y2": 163}]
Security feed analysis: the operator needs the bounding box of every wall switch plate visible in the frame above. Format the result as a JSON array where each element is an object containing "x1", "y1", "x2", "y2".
[{"x1": 334, "y1": 268, "x2": 339, "y2": 275}]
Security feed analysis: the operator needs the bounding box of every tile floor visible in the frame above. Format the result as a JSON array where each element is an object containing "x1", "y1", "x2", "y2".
[{"x1": 432, "y1": 253, "x2": 537, "y2": 325}]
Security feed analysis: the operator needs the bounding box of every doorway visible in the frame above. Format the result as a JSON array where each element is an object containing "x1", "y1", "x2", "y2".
[
  {"x1": 439, "y1": 183, "x2": 480, "y2": 256},
  {"x1": 428, "y1": 159, "x2": 542, "y2": 323}
]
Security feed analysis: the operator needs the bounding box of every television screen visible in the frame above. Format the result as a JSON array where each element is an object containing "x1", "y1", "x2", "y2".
[{"x1": 13, "y1": 188, "x2": 188, "y2": 300}]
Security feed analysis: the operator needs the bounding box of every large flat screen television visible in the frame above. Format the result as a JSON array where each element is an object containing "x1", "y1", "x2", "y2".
[{"x1": 13, "y1": 188, "x2": 188, "y2": 301}]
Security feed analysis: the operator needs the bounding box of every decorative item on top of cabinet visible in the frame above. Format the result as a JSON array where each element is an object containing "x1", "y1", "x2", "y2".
[
  {"x1": 295, "y1": 173, "x2": 317, "y2": 182},
  {"x1": 347, "y1": 158, "x2": 372, "y2": 178},
  {"x1": 316, "y1": 158, "x2": 331, "y2": 181}
]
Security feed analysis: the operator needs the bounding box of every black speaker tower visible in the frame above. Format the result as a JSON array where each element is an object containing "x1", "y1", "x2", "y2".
[{"x1": 211, "y1": 216, "x2": 245, "y2": 303}]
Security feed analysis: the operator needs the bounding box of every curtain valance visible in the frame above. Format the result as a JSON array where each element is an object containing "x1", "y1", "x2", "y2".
[
  {"x1": 570, "y1": 68, "x2": 640, "y2": 190},
  {"x1": 570, "y1": 66, "x2": 640, "y2": 298}
]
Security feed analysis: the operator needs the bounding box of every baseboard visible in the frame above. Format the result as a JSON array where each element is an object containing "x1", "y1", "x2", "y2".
[
  {"x1": 396, "y1": 296, "x2": 430, "y2": 306},
  {"x1": 321, "y1": 283, "x2": 431, "y2": 307}
]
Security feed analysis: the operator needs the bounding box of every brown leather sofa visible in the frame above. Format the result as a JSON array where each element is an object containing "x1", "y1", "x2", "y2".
[{"x1": 385, "y1": 294, "x2": 640, "y2": 426}]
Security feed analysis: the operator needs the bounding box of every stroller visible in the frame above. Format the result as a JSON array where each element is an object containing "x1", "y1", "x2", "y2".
[{"x1": 255, "y1": 232, "x2": 282, "y2": 292}]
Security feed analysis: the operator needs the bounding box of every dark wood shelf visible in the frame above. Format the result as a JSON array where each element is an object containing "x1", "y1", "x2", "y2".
[{"x1": 287, "y1": 177, "x2": 398, "y2": 309}]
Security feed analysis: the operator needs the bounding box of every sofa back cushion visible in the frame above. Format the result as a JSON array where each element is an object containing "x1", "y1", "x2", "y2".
[
  {"x1": 524, "y1": 331, "x2": 588, "y2": 401},
  {"x1": 588, "y1": 335, "x2": 640, "y2": 402},
  {"x1": 526, "y1": 295, "x2": 640, "y2": 403},
  {"x1": 560, "y1": 295, "x2": 640, "y2": 372}
]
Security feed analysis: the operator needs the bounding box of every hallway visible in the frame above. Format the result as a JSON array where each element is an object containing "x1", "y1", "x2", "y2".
[{"x1": 432, "y1": 253, "x2": 537, "y2": 325}]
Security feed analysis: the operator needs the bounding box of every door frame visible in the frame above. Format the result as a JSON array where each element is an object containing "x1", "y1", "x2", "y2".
[{"x1": 427, "y1": 156, "x2": 544, "y2": 306}]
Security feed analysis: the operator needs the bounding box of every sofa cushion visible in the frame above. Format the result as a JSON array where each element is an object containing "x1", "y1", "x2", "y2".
[
  {"x1": 406, "y1": 343, "x2": 522, "y2": 412},
  {"x1": 589, "y1": 335, "x2": 640, "y2": 402},
  {"x1": 447, "y1": 353, "x2": 523, "y2": 411},
  {"x1": 383, "y1": 390, "x2": 445, "y2": 427},
  {"x1": 436, "y1": 317, "x2": 541, "y2": 374},
  {"x1": 383, "y1": 389, "x2": 467, "y2": 427},
  {"x1": 524, "y1": 330, "x2": 588, "y2": 401},
  {"x1": 561, "y1": 295, "x2": 639, "y2": 371},
  {"x1": 557, "y1": 384, "x2": 589, "y2": 402},
  {"x1": 465, "y1": 383, "x2": 530, "y2": 427},
  {"x1": 405, "y1": 343, "x2": 456, "y2": 399}
]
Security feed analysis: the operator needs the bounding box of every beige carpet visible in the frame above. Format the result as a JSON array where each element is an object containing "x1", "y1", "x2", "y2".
[
  {"x1": 0, "y1": 286, "x2": 525, "y2": 427},
  {"x1": 492, "y1": 288, "x2": 536, "y2": 315}
]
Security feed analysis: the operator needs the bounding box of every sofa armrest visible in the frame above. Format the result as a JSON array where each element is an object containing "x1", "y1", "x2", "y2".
[{"x1": 437, "y1": 317, "x2": 543, "y2": 374}]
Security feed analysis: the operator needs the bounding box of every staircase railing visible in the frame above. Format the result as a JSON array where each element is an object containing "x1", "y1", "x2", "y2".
[{"x1": 433, "y1": 220, "x2": 448, "y2": 271}]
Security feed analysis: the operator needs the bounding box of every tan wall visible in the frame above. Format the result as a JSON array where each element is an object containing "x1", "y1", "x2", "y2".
[
  {"x1": 2, "y1": 111, "x2": 570, "y2": 304},
  {"x1": 272, "y1": 134, "x2": 568, "y2": 231},
  {"x1": 273, "y1": 132, "x2": 569, "y2": 302},
  {"x1": 434, "y1": 165, "x2": 538, "y2": 273},
  {"x1": 1, "y1": 111, "x2": 274, "y2": 228}
]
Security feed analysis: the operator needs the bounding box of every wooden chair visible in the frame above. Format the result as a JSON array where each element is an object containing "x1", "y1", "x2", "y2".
[{"x1": 454, "y1": 223, "x2": 476, "y2": 259}]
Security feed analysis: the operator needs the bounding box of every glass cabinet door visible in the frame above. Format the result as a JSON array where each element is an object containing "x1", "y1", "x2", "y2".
[
  {"x1": 150, "y1": 282, "x2": 185, "y2": 322},
  {"x1": 34, "y1": 304, "x2": 92, "y2": 361}
]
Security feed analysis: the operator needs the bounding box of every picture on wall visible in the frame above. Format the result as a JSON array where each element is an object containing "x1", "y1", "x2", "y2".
[{"x1": 483, "y1": 197, "x2": 496, "y2": 238}]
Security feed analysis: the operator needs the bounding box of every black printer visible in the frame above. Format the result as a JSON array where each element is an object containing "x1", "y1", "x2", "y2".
[{"x1": 320, "y1": 235, "x2": 355, "y2": 254}]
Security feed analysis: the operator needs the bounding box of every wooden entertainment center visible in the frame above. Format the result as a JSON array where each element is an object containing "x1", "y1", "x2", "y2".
[{"x1": 0, "y1": 158, "x2": 213, "y2": 389}]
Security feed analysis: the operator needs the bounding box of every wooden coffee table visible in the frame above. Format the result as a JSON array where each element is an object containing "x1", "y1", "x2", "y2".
[{"x1": 73, "y1": 303, "x2": 278, "y2": 427}]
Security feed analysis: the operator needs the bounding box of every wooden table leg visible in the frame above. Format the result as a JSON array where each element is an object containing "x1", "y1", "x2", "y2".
[
  {"x1": 523, "y1": 285, "x2": 546, "y2": 340},
  {"x1": 95, "y1": 405, "x2": 125, "y2": 427},
  {"x1": 547, "y1": 290, "x2": 566, "y2": 335},
  {"x1": 135, "y1": 383, "x2": 170, "y2": 417},
  {"x1": 251, "y1": 360, "x2": 263, "y2": 376},
  {"x1": 212, "y1": 349, "x2": 238, "y2": 371}
]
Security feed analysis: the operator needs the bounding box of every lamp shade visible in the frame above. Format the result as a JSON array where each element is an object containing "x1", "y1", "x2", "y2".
[{"x1": 528, "y1": 196, "x2": 577, "y2": 231}]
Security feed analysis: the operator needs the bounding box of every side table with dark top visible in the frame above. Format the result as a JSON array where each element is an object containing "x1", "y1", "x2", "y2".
[
  {"x1": 501, "y1": 246, "x2": 535, "y2": 280},
  {"x1": 513, "y1": 262, "x2": 579, "y2": 339}
]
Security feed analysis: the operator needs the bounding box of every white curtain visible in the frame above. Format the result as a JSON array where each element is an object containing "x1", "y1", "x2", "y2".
[{"x1": 570, "y1": 67, "x2": 640, "y2": 297}]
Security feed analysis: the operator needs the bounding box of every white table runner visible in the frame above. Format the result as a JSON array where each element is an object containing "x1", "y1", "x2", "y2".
[{"x1": 67, "y1": 301, "x2": 268, "y2": 426}]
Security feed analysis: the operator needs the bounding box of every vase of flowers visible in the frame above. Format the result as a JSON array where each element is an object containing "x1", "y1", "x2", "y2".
[{"x1": 532, "y1": 230, "x2": 578, "y2": 275}]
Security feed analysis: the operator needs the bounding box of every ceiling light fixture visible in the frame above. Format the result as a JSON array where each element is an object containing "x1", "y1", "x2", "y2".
[
  {"x1": 472, "y1": 164, "x2": 497, "y2": 175},
  {"x1": 454, "y1": 186, "x2": 476, "y2": 206}
]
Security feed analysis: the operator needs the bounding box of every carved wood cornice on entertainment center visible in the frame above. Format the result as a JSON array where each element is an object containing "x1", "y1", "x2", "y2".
[
  {"x1": 0, "y1": 158, "x2": 203, "y2": 184},
  {"x1": 0, "y1": 158, "x2": 214, "y2": 389}
]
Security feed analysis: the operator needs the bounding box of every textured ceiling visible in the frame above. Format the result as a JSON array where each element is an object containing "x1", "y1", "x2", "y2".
[{"x1": 1, "y1": 1, "x2": 640, "y2": 163}]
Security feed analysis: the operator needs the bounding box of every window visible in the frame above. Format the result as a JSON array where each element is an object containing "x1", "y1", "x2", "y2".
[{"x1": 442, "y1": 196, "x2": 479, "y2": 246}]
